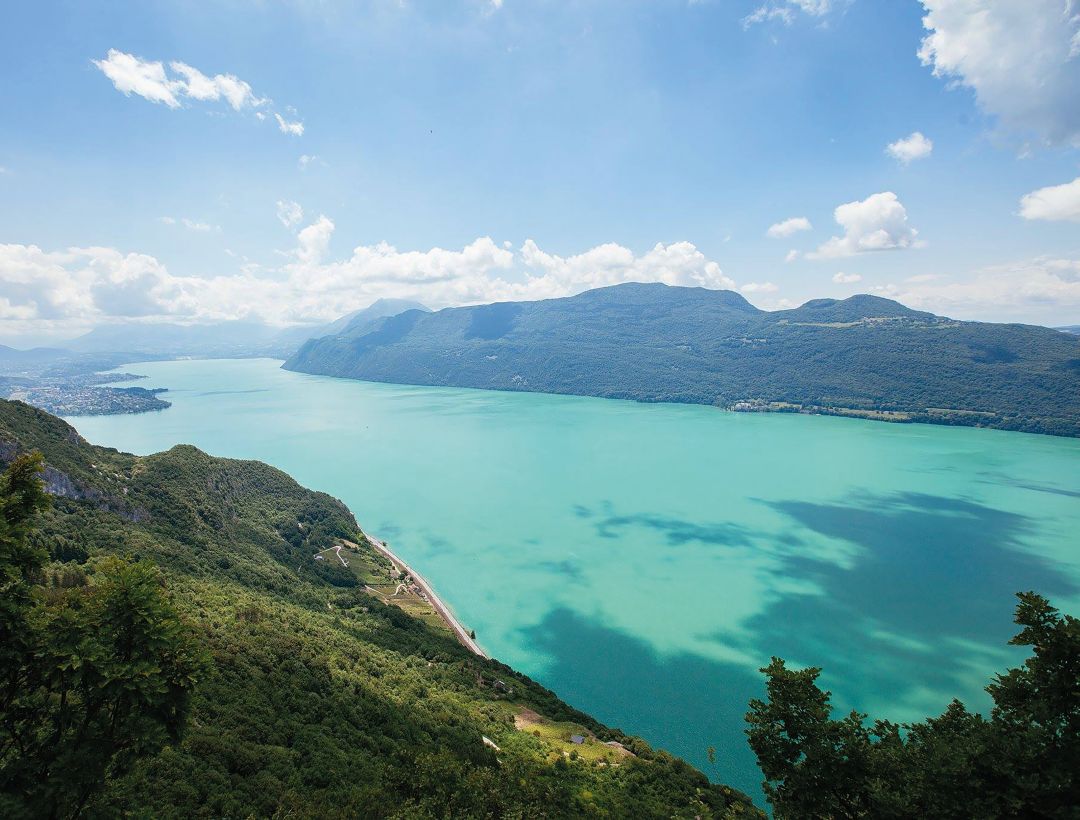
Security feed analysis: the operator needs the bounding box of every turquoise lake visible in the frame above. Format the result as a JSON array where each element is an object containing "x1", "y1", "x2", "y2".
[{"x1": 68, "y1": 358, "x2": 1080, "y2": 804}]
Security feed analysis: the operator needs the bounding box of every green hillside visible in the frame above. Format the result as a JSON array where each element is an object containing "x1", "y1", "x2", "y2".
[
  {"x1": 0, "y1": 399, "x2": 760, "y2": 819},
  {"x1": 284, "y1": 283, "x2": 1080, "y2": 437}
]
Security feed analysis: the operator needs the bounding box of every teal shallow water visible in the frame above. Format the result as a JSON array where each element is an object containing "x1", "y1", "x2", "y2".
[{"x1": 69, "y1": 358, "x2": 1080, "y2": 803}]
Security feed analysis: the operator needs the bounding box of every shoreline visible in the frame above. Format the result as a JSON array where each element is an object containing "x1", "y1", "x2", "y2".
[{"x1": 360, "y1": 529, "x2": 487, "y2": 658}]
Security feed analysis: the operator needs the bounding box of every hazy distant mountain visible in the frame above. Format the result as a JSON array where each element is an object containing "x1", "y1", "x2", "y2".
[
  {"x1": 1058, "y1": 325, "x2": 1080, "y2": 335},
  {"x1": 68, "y1": 322, "x2": 284, "y2": 358},
  {"x1": 271, "y1": 299, "x2": 431, "y2": 351},
  {"x1": 0, "y1": 345, "x2": 75, "y2": 370},
  {"x1": 285, "y1": 282, "x2": 1080, "y2": 437},
  {"x1": 66, "y1": 299, "x2": 430, "y2": 359}
]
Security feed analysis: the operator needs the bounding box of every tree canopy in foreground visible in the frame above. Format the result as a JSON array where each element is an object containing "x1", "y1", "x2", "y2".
[{"x1": 746, "y1": 592, "x2": 1079, "y2": 819}]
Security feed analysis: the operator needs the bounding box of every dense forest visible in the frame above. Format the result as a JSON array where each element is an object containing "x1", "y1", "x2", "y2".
[
  {"x1": 0, "y1": 399, "x2": 760, "y2": 819},
  {"x1": 284, "y1": 283, "x2": 1080, "y2": 437}
]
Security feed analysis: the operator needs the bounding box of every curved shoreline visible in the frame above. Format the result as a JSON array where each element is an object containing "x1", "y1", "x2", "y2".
[{"x1": 360, "y1": 529, "x2": 487, "y2": 658}]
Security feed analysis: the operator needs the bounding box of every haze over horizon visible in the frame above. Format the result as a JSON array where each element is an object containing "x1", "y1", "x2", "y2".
[{"x1": 3, "y1": 0, "x2": 1080, "y2": 347}]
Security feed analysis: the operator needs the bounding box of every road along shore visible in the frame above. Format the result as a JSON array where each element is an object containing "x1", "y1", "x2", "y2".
[{"x1": 360, "y1": 529, "x2": 487, "y2": 658}]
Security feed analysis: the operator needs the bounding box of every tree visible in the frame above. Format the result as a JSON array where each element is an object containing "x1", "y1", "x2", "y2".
[
  {"x1": 745, "y1": 592, "x2": 1079, "y2": 819},
  {"x1": 985, "y1": 592, "x2": 1080, "y2": 815},
  {"x1": 0, "y1": 453, "x2": 204, "y2": 819}
]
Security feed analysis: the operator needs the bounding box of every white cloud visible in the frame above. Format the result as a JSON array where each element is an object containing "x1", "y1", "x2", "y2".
[
  {"x1": 295, "y1": 216, "x2": 334, "y2": 265},
  {"x1": 516, "y1": 239, "x2": 735, "y2": 298},
  {"x1": 159, "y1": 216, "x2": 218, "y2": 232},
  {"x1": 810, "y1": 192, "x2": 921, "y2": 258},
  {"x1": 743, "y1": 0, "x2": 833, "y2": 28},
  {"x1": 886, "y1": 131, "x2": 933, "y2": 163},
  {"x1": 873, "y1": 255, "x2": 1080, "y2": 323},
  {"x1": 93, "y1": 50, "x2": 299, "y2": 135},
  {"x1": 740, "y1": 281, "x2": 779, "y2": 293},
  {"x1": 832, "y1": 272, "x2": 862, "y2": 283},
  {"x1": 0, "y1": 227, "x2": 742, "y2": 336},
  {"x1": 918, "y1": 0, "x2": 1080, "y2": 146},
  {"x1": 785, "y1": 249, "x2": 800, "y2": 263},
  {"x1": 298, "y1": 154, "x2": 319, "y2": 170},
  {"x1": 1019, "y1": 176, "x2": 1080, "y2": 222},
  {"x1": 169, "y1": 61, "x2": 267, "y2": 110},
  {"x1": 9, "y1": 230, "x2": 1080, "y2": 330},
  {"x1": 742, "y1": 5, "x2": 794, "y2": 26},
  {"x1": 276, "y1": 200, "x2": 305, "y2": 228},
  {"x1": 93, "y1": 50, "x2": 183, "y2": 107},
  {"x1": 767, "y1": 216, "x2": 812, "y2": 238},
  {"x1": 275, "y1": 113, "x2": 305, "y2": 136},
  {"x1": 0, "y1": 243, "x2": 195, "y2": 325}
]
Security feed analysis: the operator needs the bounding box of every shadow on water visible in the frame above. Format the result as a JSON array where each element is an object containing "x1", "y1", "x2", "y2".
[
  {"x1": 534, "y1": 559, "x2": 585, "y2": 582},
  {"x1": 594, "y1": 512, "x2": 757, "y2": 548},
  {"x1": 978, "y1": 471, "x2": 1080, "y2": 500},
  {"x1": 736, "y1": 491, "x2": 1077, "y2": 714},
  {"x1": 521, "y1": 607, "x2": 766, "y2": 804},
  {"x1": 526, "y1": 491, "x2": 1079, "y2": 808},
  {"x1": 759, "y1": 492, "x2": 1074, "y2": 639}
]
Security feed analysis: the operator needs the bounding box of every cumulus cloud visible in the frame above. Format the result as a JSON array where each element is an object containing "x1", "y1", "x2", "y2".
[
  {"x1": 918, "y1": 0, "x2": 1080, "y2": 146},
  {"x1": 0, "y1": 243, "x2": 194, "y2": 325},
  {"x1": 886, "y1": 131, "x2": 933, "y2": 163},
  {"x1": 276, "y1": 200, "x2": 305, "y2": 228},
  {"x1": 1019, "y1": 176, "x2": 1080, "y2": 222},
  {"x1": 515, "y1": 239, "x2": 735, "y2": 299},
  {"x1": 93, "y1": 50, "x2": 300, "y2": 135},
  {"x1": 767, "y1": 216, "x2": 812, "y2": 238},
  {"x1": 809, "y1": 192, "x2": 921, "y2": 258},
  {"x1": 785, "y1": 249, "x2": 800, "y2": 263},
  {"x1": 295, "y1": 216, "x2": 334, "y2": 265},
  {"x1": 0, "y1": 227, "x2": 741, "y2": 336},
  {"x1": 832, "y1": 272, "x2": 862, "y2": 283},
  {"x1": 873, "y1": 256, "x2": 1080, "y2": 323}
]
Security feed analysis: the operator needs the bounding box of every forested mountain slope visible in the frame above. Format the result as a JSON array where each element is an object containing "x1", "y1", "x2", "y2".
[
  {"x1": 285, "y1": 283, "x2": 1080, "y2": 436},
  {"x1": 0, "y1": 399, "x2": 759, "y2": 818}
]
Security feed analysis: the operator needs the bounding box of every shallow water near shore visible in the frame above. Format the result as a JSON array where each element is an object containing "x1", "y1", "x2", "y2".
[{"x1": 68, "y1": 358, "x2": 1080, "y2": 804}]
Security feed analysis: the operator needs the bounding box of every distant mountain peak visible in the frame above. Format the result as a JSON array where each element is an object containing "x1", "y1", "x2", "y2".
[
  {"x1": 786, "y1": 293, "x2": 931, "y2": 321},
  {"x1": 570, "y1": 281, "x2": 762, "y2": 313}
]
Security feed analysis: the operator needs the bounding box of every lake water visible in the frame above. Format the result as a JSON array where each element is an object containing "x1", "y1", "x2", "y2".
[{"x1": 69, "y1": 358, "x2": 1080, "y2": 804}]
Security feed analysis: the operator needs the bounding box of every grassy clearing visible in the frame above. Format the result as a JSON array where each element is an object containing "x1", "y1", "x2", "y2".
[
  {"x1": 325, "y1": 540, "x2": 451, "y2": 633},
  {"x1": 514, "y1": 708, "x2": 635, "y2": 766}
]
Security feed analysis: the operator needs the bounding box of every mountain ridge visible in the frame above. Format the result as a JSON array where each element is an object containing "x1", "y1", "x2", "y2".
[{"x1": 284, "y1": 282, "x2": 1080, "y2": 437}]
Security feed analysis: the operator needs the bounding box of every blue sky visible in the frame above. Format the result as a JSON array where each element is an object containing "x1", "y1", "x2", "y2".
[{"x1": 1, "y1": 0, "x2": 1079, "y2": 344}]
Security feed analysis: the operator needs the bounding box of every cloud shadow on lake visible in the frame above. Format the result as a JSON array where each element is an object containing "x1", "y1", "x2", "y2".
[
  {"x1": 521, "y1": 606, "x2": 766, "y2": 804},
  {"x1": 738, "y1": 490, "x2": 1078, "y2": 713}
]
